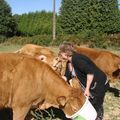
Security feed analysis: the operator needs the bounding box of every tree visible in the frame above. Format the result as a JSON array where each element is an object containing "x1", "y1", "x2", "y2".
[
  {"x1": 0, "y1": 0, "x2": 17, "y2": 37},
  {"x1": 15, "y1": 11, "x2": 53, "y2": 36},
  {"x1": 59, "y1": 0, "x2": 120, "y2": 34}
]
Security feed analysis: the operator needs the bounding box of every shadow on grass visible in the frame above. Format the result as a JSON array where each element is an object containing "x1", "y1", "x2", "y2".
[
  {"x1": 108, "y1": 86, "x2": 120, "y2": 97},
  {"x1": 26, "y1": 107, "x2": 72, "y2": 120}
]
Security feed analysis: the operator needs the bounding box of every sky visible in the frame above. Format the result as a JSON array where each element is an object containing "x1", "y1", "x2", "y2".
[
  {"x1": 5, "y1": 0, "x2": 62, "y2": 15},
  {"x1": 5, "y1": 0, "x2": 120, "y2": 15}
]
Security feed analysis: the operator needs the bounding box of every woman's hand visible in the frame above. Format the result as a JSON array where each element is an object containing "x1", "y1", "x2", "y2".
[
  {"x1": 84, "y1": 88, "x2": 90, "y2": 97},
  {"x1": 84, "y1": 74, "x2": 94, "y2": 97}
]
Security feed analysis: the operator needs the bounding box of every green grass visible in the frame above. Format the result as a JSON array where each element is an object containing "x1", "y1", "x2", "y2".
[
  {"x1": 0, "y1": 44, "x2": 21, "y2": 52},
  {"x1": 104, "y1": 81, "x2": 120, "y2": 120}
]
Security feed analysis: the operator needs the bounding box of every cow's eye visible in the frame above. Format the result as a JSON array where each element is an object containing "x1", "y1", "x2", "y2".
[{"x1": 41, "y1": 58, "x2": 44, "y2": 60}]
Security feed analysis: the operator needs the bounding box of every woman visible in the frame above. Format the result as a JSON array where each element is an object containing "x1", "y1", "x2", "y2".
[{"x1": 59, "y1": 42, "x2": 109, "y2": 120}]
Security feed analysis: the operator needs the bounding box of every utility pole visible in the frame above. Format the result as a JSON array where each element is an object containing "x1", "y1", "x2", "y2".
[{"x1": 53, "y1": 0, "x2": 56, "y2": 40}]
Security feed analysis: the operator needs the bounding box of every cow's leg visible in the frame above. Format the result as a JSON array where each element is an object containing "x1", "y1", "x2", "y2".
[{"x1": 13, "y1": 106, "x2": 30, "y2": 120}]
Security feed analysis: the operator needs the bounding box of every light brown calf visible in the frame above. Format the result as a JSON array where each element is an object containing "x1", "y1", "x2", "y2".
[
  {"x1": 0, "y1": 53, "x2": 85, "y2": 120},
  {"x1": 15, "y1": 44, "x2": 63, "y2": 74}
]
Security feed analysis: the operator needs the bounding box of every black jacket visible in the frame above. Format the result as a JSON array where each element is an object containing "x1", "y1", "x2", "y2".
[{"x1": 65, "y1": 52, "x2": 108, "y2": 96}]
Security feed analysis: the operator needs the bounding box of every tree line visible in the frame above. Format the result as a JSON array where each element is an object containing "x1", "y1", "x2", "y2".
[
  {"x1": 14, "y1": 11, "x2": 53, "y2": 36},
  {"x1": 59, "y1": 0, "x2": 120, "y2": 34}
]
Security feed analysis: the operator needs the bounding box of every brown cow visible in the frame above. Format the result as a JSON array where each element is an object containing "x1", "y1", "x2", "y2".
[
  {"x1": 74, "y1": 45, "x2": 120, "y2": 82},
  {"x1": 15, "y1": 44, "x2": 56, "y2": 65},
  {"x1": 15, "y1": 44, "x2": 63, "y2": 75},
  {"x1": 0, "y1": 53, "x2": 86, "y2": 120}
]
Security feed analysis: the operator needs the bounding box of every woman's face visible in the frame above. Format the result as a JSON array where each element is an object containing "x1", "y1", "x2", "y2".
[{"x1": 60, "y1": 52, "x2": 69, "y2": 60}]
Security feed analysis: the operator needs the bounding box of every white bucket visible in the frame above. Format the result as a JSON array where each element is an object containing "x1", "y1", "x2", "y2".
[{"x1": 66, "y1": 97, "x2": 97, "y2": 120}]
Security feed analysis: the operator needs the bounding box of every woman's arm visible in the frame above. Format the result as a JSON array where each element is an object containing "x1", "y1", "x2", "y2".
[
  {"x1": 64, "y1": 62, "x2": 72, "y2": 82},
  {"x1": 84, "y1": 74, "x2": 94, "y2": 97}
]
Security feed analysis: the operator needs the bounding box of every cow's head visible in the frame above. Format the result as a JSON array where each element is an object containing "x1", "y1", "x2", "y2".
[
  {"x1": 39, "y1": 78, "x2": 85, "y2": 117},
  {"x1": 38, "y1": 89, "x2": 85, "y2": 117},
  {"x1": 57, "y1": 87, "x2": 86, "y2": 117},
  {"x1": 57, "y1": 78, "x2": 85, "y2": 116},
  {"x1": 52, "y1": 57, "x2": 64, "y2": 75},
  {"x1": 36, "y1": 55, "x2": 67, "y2": 75},
  {"x1": 52, "y1": 56, "x2": 67, "y2": 76},
  {"x1": 112, "y1": 68, "x2": 120, "y2": 81}
]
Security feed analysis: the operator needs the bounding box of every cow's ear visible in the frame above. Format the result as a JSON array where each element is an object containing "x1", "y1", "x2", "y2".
[{"x1": 57, "y1": 96, "x2": 66, "y2": 106}]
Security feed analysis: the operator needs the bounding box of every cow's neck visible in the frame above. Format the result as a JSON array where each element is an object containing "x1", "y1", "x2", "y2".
[{"x1": 42, "y1": 66, "x2": 70, "y2": 103}]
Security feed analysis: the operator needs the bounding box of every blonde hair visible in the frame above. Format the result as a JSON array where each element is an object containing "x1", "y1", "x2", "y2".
[{"x1": 59, "y1": 41, "x2": 75, "y2": 57}]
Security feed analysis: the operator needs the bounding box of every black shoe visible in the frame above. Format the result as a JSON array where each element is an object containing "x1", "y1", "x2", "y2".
[
  {"x1": 96, "y1": 106, "x2": 103, "y2": 120},
  {"x1": 95, "y1": 116, "x2": 103, "y2": 120}
]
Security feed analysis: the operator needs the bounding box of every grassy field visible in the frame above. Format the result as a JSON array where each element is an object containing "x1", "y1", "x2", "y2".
[
  {"x1": 0, "y1": 44, "x2": 120, "y2": 120},
  {"x1": 0, "y1": 44, "x2": 21, "y2": 52}
]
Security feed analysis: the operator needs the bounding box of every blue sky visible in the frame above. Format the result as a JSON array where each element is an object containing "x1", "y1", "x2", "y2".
[
  {"x1": 5, "y1": 0, "x2": 62, "y2": 15},
  {"x1": 5, "y1": 0, "x2": 120, "y2": 15}
]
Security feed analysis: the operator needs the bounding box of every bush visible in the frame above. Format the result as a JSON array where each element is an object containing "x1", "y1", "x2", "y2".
[
  {"x1": 106, "y1": 33, "x2": 120, "y2": 47},
  {"x1": 0, "y1": 35, "x2": 6, "y2": 43},
  {"x1": 77, "y1": 30, "x2": 108, "y2": 48},
  {"x1": 5, "y1": 35, "x2": 52, "y2": 46},
  {"x1": 88, "y1": 31, "x2": 107, "y2": 48},
  {"x1": 3, "y1": 33, "x2": 120, "y2": 49}
]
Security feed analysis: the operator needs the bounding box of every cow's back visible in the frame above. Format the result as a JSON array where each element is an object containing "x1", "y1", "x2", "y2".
[
  {"x1": 74, "y1": 45, "x2": 100, "y2": 60},
  {"x1": 17, "y1": 44, "x2": 55, "y2": 57},
  {"x1": 74, "y1": 46, "x2": 120, "y2": 81},
  {"x1": 0, "y1": 53, "x2": 22, "y2": 107},
  {"x1": 0, "y1": 53, "x2": 44, "y2": 108}
]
